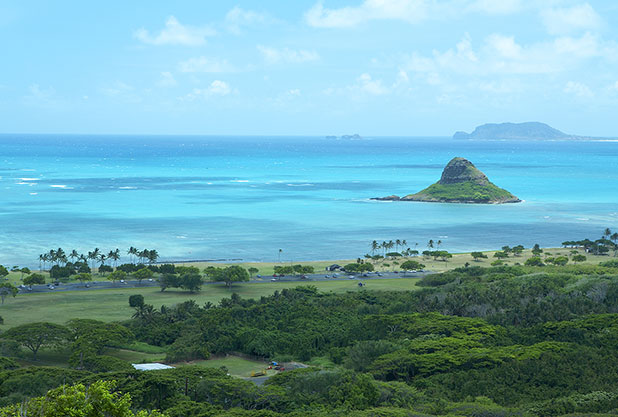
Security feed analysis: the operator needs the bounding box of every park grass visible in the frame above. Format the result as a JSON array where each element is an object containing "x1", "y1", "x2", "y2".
[
  {"x1": 0, "y1": 278, "x2": 421, "y2": 329},
  {"x1": 175, "y1": 355, "x2": 273, "y2": 377},
  {"x1": 106, "y1": 348, "x2": 166, "y2": 363}
]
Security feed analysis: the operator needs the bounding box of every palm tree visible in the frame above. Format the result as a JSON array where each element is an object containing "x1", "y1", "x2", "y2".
[
  {"x1": 147, "y1": 249, "x2": 159, "y2": 265},
  {"x1": 381, "y1": 241, "x2": 387, "y2": 256},
  {"x1": 137, "y1": 249, "x2": 150, "y2": 264},
  {"x1": 437, "y1": 240, "x2": 442, "y2": 249},
  {"x1": 69, "y1": 250, "x2": 79, "y2": 263},
  {"x1": 56, "y1": 248, "x2": 66, "y2": 265},
  {"x1": 611, "y1": 233, "x2": 618, "y2": 244},
  {"x1": 38, "y1": 254, "x2": 44, "y2": 271},
  {"x1": 371, "y1": 240, "x2": 379, "y2": 255},
  {"x1": 395, "y1": 239, "x2": 401, "y2": 252},
  {"x1": 278, "y1": 249, "x2": 283, "y2": 263},
  {"x1": 427, "y1": 240, "x2": 434, "y2": 249},
  {"x1": 127, "y1": 247, "x2": 138, "y2": 264},
  {"x1": 97, "y1": 253, "x2": 107, "y2": 266},
  {"x1": 604, "y1": 228, "x2": 612, "y2": 240},
  {"x1": 402, "y1": 240, "x2": 407, "y2": 251},
  {"x1": 108, "y1": 249, "x2": 120, "y2": 267}
]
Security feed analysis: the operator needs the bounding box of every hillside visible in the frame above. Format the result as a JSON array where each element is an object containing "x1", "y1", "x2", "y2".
[
  {"x1": 374, "y1": 157, "x2": 520, "y2": 204},
  {"x1": 454, "y1": 122, "x2": 572, "y2": 140}
]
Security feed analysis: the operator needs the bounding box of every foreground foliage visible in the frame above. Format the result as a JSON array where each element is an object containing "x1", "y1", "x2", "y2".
[{"x1": 3, "y1": 262, "x2": 618, "y2": 416}]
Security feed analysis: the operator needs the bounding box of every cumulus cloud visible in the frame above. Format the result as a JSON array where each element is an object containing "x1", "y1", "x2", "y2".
[
  {"x1": 23, "y1": 84, "x2": 65, "y2": 108},
  {"x1": 225, "y1": 7, "x2": 273, "y2": 34},
  {"x1": 178, "y1": 57, "x2": 236, "y2": 73},
  {"x1": 305, "y1": 0, "x2": 427, "y2": 28},
  {"x1": 257, "y1": 45, "x2": 319, "y2": 64},
  {"x1": 181, "y1": 80, "x2": 232, "y2": 101},
  {"x1": 100, "y1": 81, "x2": 142, "y2": 102},
  {"x1": 157, "y1": 72, "x2": 177, "y2": 87},
  {"x1": 404, "y1": 32, "x2": 616, "y2": 77},
  {"x1": 353, "y1": 73, "x2": 389, "y2": 95},
  {"x1": 304, "y1": 0, "x2": 525, "y2": 28},
  {"x1": 564, "y1": 81, "x2": 593, "y2": 97},
  {"x1": 134, "y1": 16, "x2": 215, "y2": 46},
  {"x1": 541, "y1": 3, "x2": 603, "y2": 35},
  {"x1": 467, "y1": 0, "x2": 521, "y2": 15}
]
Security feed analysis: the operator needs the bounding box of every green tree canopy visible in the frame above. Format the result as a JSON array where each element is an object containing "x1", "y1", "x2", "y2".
[
  {"x1": 0, "y1": 282, "x2": 18, "y2": 304},
  {"x1": 208, "y1": 265, "x2": 249, "y2": 288},
  {"x1": 0, "y1": 380, "x2": 165, "y2": 417},
  {"x1": 23, "y1": 273, "x2": 46, "y2": 286},
  {"x1": 134, "y1": 268, "x2": 154, "y2": 283},
  {"x1": 3, "y1": 322, "x2": 71, "y2": 360}
]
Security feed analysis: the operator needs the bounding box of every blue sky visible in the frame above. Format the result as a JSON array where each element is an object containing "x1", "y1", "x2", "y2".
[{"x1": 1, "y1": 1, "x2": 618, "y2": 136}]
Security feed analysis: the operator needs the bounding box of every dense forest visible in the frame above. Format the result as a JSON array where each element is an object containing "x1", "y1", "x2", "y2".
[{"x1": 2, "y1": 261, "x2": 618, "y2": 416}]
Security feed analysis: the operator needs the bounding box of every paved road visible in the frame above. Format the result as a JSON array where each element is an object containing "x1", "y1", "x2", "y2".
[{"x1": 15, "y1": 270, "x2": 431, "y2": 294}]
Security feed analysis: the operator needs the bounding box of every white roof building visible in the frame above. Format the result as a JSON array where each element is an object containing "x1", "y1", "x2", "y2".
[{"x1": 132, "y1": 363, "x2": 174, "y2": 371}]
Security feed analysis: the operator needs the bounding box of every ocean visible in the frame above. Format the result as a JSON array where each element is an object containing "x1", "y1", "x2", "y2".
[{"x1": 1, "y1": 134, "x2": 617, "y2": 267}]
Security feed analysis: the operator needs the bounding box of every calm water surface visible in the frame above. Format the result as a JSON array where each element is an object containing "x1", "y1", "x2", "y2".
[{"x1": 1, "y1": 135, "x2": 617, "y2": 266}]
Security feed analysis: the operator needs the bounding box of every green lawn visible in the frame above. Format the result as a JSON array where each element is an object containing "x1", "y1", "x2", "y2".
[
  {"x1": 106, "y1": 348, "x2": 166, "y2": 363},
  {"x1": 0, "y1": 278, "x2": 421, "y2": 329},
  {"x1": 176, "y1": 355, "x2": 273, "y2": 377}
]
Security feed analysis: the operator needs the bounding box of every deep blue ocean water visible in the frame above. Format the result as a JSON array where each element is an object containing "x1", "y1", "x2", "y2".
[{"x1": 1, "y1": 134, "x2": 617, "y2": 267}]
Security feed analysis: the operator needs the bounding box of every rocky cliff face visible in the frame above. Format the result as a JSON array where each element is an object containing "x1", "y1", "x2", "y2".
[
  {"x1": 438, "y1": 157, "x2": 489, "y2": 186},
  {"x1": 373, "y1": 157, "x2": 520, "y2": 204}
]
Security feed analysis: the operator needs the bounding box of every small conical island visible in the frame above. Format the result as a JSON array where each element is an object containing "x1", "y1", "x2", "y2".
[{"x1": 373, "y1": 157, "x2": 521, "y2": 204}]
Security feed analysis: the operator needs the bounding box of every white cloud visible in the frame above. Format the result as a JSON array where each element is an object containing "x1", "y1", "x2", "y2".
[
  {"x1": 158, "y1": 72, "x2": 177, "y2": 87},
  {"x1": 134, "y1": 16, "x2": 215, "y2": 46},
  {"x1": 24, "y1": 84, "x2": 64, "y2": 108},
  {"x1": 305, "y1": 0, "x2": 427, "y2": 28},
  {"x1": 225, "y1": 7, "x2": 272, "y2": 34},
  {"x1": 288, "y1": 89, "x2": 301, "y2": 96},
  {"x1": 178, "y1": 57, "x2": 236, "y2": 73},
  {"x1": 304, "y1": 0, "x2": 524, "y2": 28},
  {"x1": 564, "y1": 81, "x2": 593, "y2": 97},
  {"x1": 100, "y1": 81, "x2": 142, "y2": 102},
  {"x1": 101, "y1": 81, "x2": 134, "y2": 97},
  {"x1": 257, "y1": 45, "x2": 319, "y2": 64},
  {"x1": 404, "y1": 32, "x2": 617, "y2": 77},
  {"x1": 181, "y1": 80, "x2": 232, "y2": 101},
  {"x1": 354, "y1": 73, "x2": 389, "y2": 95},
  {"x1": 467, "y1": 0, "x2": 521, "y2": 15},
  {"x1": 485, "y1": 34, "x2": 522, "y2": 59},
  {"x1": 541, "y1": 3, "x2": 603, "y2": 35}
]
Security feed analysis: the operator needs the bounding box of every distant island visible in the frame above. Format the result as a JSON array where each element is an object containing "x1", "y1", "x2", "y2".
[
  {"x1": 325, "y1": 134, "x2": 363, "y2": 140},
  {"x1": 373, "y1": 157, "x2": 521, "y2": 204},
  {"x1": 454, "y1": 122, "x2": 576, "y2": 140}
]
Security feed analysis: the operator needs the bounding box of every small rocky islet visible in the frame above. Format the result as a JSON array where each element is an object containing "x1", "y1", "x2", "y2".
[{"x1": 373, "y1": 157, "x2": 521, "y2": 204}]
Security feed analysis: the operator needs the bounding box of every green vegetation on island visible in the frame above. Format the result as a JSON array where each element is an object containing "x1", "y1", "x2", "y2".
[
  {"x1": 374, "y1": 157, "x2": 520, "y2": 204},
  {"x1": 453, "y1": 121, "x2": 573, "y2": 140}
]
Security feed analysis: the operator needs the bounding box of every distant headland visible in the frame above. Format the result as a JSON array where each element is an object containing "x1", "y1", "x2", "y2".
[
  {"x1": 325, "y1": 134, "x2": 363, "y2": 140},
  {"x1": 373, "y1": 157, "x2": 520, "y2": 204},
  {"x1": 454, "y1": 122, "x2": 589, "y2": 140}
]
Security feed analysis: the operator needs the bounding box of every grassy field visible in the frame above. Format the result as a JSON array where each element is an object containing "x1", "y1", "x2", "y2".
[
  {"x1": 175, "y1": 355, "x2": 274, "y2": 377},
  {"x1": 4, "y1": 247, "x2": 609, "y2": 286},
  {"x1": 0, "y1": 278, "x2": 421, "y2": 329}
]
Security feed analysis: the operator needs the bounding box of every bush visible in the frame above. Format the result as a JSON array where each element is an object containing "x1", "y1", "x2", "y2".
[
  {"x1": 80, "y1": 354, "x2": 135, "y2": 373},
  {"x1": 525, "y1": 257, "x2": 545, "y2": 266},
  {"x1": 0, "y1": 357, "x2": 18, "y2": 371}
]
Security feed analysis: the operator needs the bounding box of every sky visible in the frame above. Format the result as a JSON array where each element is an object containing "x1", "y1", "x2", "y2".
[{"x1": 1, "y1": 1, "x2": 618, "y2": 136}]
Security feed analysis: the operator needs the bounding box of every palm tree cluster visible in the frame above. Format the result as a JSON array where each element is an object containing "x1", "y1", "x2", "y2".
[
  {"x1": 37, "y1": 247, "x2": 158, "y2": 271},
  {"x1": 370, "y1": 239, "x2": 413, "y2": 256},
  {"x1": 127, "y1": 247, "x2": 159, "y2": 265}
]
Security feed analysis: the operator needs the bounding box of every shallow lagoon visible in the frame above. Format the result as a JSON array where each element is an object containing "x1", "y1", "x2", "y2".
[{"x1": 1, "y1": 135, "x2": 616, "y2": 266}]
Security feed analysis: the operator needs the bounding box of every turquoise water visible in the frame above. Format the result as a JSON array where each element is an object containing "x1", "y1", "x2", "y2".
[{"x1": 1, "y1": 134, "x2": 617, "y2": 267}]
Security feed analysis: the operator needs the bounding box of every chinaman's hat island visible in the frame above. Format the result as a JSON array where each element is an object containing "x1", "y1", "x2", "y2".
[{"x1": 372, "y1": 157, "x2": 521, "y2": 204}]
